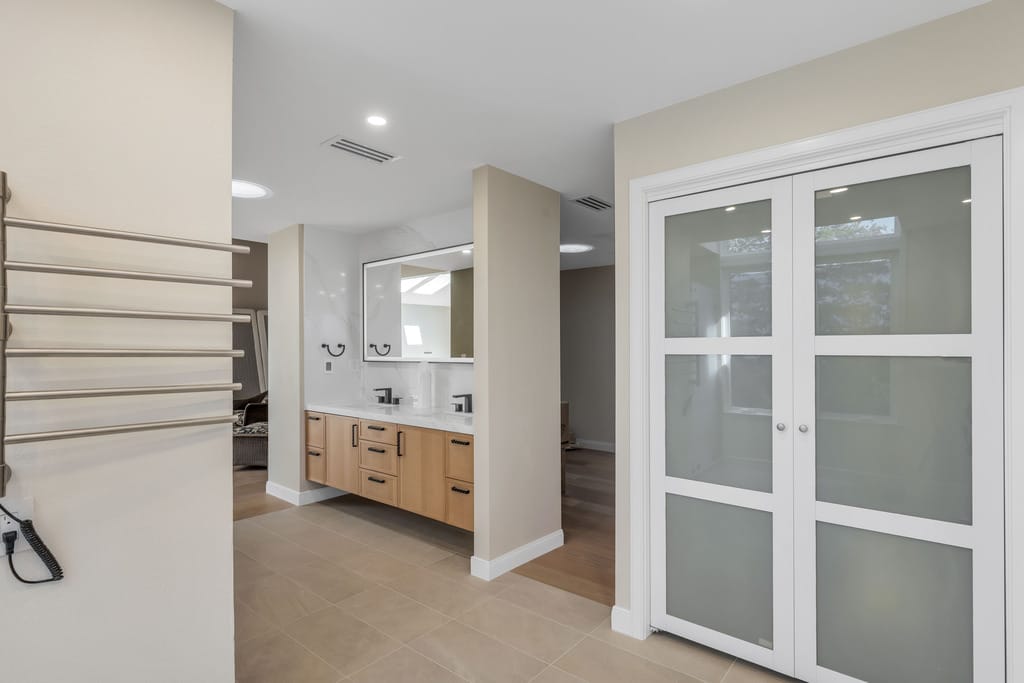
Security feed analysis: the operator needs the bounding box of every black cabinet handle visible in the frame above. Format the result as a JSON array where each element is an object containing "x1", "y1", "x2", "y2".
[
  {"x1": 351, "y1": 423, "x2": 358, "y2": 448},
  {"x1": 397, "y1": 431, "x2": 404, "y2": 457},
  {"x1": 450, "y1": 439, "x2": 471, "y2": 446},
  {"x1": 451, "y1": 486, "x2": 471, "y2": 495},
  {"x1": 308, "y1": 415, "x2": 321, "y2": 421},
  {"x1": 307, "y1": 451, "x2": 320, "y2": 457},
  {"x1": 368, "y1": 476, "x2": 386, "y2": 484},
  {"x1": 367, "y1": 446, "x2": 386, "y2": 454},
  {"x1": 367, "y1": 425, "x2": 386, "y2": 431}
]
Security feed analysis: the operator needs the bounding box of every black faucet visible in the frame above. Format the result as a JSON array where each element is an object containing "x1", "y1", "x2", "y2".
[
  {"x1": 373, "y1": 387, "x2": 393, "y2": 404},
  {"x1": 452, "y1": 393, "x2": 472, "y2": 414}
]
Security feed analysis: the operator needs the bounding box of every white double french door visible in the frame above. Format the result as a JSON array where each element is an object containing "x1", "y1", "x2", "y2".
[{"x1": 649, "y1": 138, "x2": 1004, "y2": 682}]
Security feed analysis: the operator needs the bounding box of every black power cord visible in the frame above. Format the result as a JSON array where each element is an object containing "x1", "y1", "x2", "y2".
[{"x1": 0, "y1": 501, "x2": 63, "y2": 584}]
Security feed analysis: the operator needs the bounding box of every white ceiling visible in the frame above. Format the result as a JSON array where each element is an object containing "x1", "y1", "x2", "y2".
[{"x1": 226, "y1": 0, "x2": 987, "y2": 266}]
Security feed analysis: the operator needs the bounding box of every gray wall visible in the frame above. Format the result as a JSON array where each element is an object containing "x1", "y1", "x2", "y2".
[
  {"x1": 561, "y1": 265, "x2": 615, "y2": 450},
  {"x1": 233, "y1": 239, "x2": 268, "y2": 310}
]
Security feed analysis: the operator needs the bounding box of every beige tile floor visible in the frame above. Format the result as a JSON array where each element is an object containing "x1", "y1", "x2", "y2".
[{"x1": 234, "y1": 498, "x2": 796, "y2": 683}]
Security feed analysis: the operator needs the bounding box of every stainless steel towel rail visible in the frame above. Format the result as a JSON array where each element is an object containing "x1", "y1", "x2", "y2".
[{"x1": 0, "y1": 170, "x2": 253, "y2": 496}]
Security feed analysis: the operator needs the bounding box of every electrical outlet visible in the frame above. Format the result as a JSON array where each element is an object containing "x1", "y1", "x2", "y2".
[{"x1": 0, "y1": 497, "x2": 34, "y2": 556}]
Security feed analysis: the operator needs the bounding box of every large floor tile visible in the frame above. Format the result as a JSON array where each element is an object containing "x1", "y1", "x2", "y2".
[
  {"x1": 553, "y1": 637, "x2": 702, "y2": 683},
  {"x1": 234, "y1": 523, "x2": 326, "y2": 573},
  {"x1": 234, "y1": 549, "x2": 275, "y2": 588},
  {"x1": 235, "y1": 574, "x2": 330, "y2": 627},
  {"x1": 589, "y1": 618, "x2": 735, "y2": 681},
  {"x1": 281, "y1": 557, "x2": 373, "y2": 603},
  {"x1": 388, "y1": 567, "x2": 492, "y2": 617},
  {"x1": 338, "y1": 545, "x2": 419, "y2": 583},
  {"x1": 410, "y1": 621, "x2": 546, "y2": 683},
  {"x1": 339, "y1": 585, "x2": 451, "y2": 642},
  {"x1": 498, "y1": 577, "x2": 609, "y2": 632},
  {"x1": 284, "y1": 605, "x2": 402, "y2": 676},
  {"x1": 348, "y1": 646, "x2": 464, "y2": 683},
  {"x1": 457, "y1": 596, "x2": 585, "y2": 663},
  {"x1": 425, "y1": 555, "x2": 517, "y2": 595},
  {"x1": 235, "y1": 599, "x2": 278, "y2": 644},
  {"x1": 721, "y1": 660, "x2": 800, "y2": 683},
  {"x1": 531, "y1": 666, "x2": 588, "y2": 683},
  {"x1": 235, "y1": 630, "x2": 340, "y2": 683},
  {"x1": 375, "y1": 531, "x2": 455, "y2": 566}
]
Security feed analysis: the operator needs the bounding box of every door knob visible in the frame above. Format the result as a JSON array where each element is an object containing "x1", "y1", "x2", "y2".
[
  {"x1": 798, "y1": 424, "x2": 809, "y2": 433},
  {"x1": 776, "y1": 423, "x2": 786, "y2": 432}
]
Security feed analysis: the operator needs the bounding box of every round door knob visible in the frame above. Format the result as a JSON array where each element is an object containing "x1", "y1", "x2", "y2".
[
  {"x1": 798, "y1": 424, "x2": 809, "y2": 433},
  {"x1": 776, "y1": 423, "x2": 786, "y2": 432}
]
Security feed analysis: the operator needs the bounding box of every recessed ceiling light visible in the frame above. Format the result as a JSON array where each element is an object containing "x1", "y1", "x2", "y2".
[
  {"x1": 829, "y1": 187, "x2": 849, "y2": 194},
  {"x1": 962, "y1": 198, "x2": 972, "y2": 204},
  {"x1": 849, "y1": 215, "x2": 862, "y2": 221},
  {"x1": 724, "y1": 206, "x2": 736, "y2": 212},
  {"x1": 366, "y1": 115, "x2": 387, "y2": 127},
  {"x1": 560, "y1": 243, "x2": 595, "y2": 254},
  {"x1": 232, "y1": 179, "x2": 270, "y2": 199}
]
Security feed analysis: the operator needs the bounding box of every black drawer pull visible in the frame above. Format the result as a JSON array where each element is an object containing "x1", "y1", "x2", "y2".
[
  {"x1": 351, "y1": 423, "x2": 358, "y2": 448},
  {"x1": 307, "y1": 451, "x2": 320, "y2": 457},
  {"x1": 451, "y1": 486, "x2": 471, "y2": 495},
  {"x1": 450, "y1": 439, "x2": 471, "y2": 446},
  {"x1": 308, "y1": 415, "x2": 321, "y2": 421},
  {"x1": 367, "y1": 446, "x2": 386, "y2": 454},
  {"x1": 368, "y1": 476, "x2": 386, "y2": 484},
  {"x1": 367, "y1": 425, "x2": 386, "y2": 431},
  {"x1": 398, "y1": 431, "x2": 404, "y2": 457}
]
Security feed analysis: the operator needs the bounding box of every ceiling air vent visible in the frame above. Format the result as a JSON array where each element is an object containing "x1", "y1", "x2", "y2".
[
  {"x1": 325, "y1": 136, "x2": 398, "y2": 164},
  {"x1": 573, "y1": 195, "x2": 613, "y2": 212}
]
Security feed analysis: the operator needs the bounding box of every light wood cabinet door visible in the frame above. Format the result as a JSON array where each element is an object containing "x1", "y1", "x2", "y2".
[
  {"x1": 445, "y1": 433, "x2": 474, "y2": 482},
  {"x1": 397, "y1": 425, "x2": 446, "y2": 522},
  {"x1": 359, "y1": 419, "x2": 399, "y2": 445},
  {"x1": 325, "y1": 415, "x2": 360, "y2": 492},
  {"x1": 445, "y1": 479, "x2": 474, "y2": 531},
  {"x1": 305, "y1": 411, "x2": 325, "y2": 448},
  {"x1": 306, "y1": 447, "x2": 326, "y2": 484},
  {"x1": 359, "y1": 441, "x2": 398, "y2": 476},
  {"x1": 359, "y1": 468, "x2": 398, "y2": 506}
]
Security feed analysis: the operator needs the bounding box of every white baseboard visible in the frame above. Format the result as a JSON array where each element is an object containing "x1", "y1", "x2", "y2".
[
  {"x1": 470, "y1": 529, "x2": 564, "y2": 581},
  {"x1": 575, "y1": 439, "x2": 615, "y2": 453},
  {"x1": 265, "y1": 481, "x2": 347, "y2": 506},
  {"x1": 611, "y1": 605, "x2": 649, "y2": 640}
]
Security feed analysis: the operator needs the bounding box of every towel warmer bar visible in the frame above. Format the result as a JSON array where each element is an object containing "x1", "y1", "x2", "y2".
[{"x1": 0, "y1": 171, "x2": 252, "y2": 496}]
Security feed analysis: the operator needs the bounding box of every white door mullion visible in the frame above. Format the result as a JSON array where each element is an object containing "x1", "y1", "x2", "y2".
[{"x1": 813, "y1": 334, "x2": 973, "y2": 357}]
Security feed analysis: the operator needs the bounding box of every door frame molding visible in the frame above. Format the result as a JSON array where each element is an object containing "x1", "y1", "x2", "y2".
[{"x1": 622, "y1": 86, "x2": 1024, "y2": 680}]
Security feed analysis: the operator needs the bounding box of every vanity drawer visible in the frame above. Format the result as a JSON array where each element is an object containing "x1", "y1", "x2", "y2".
[
  {"x1": 445, "y1": 478, "x2": 474, "y2": 531},
  {"x1": 359, "y1": 468, "x2": 398, "y2": 506},
  {"x1": 445, "y1": 433, "x2": 474, "y2": 482},
  {"x1": 306, "y1": 411, "x2": 325, "y2": 448},
  {"x1": 306, "y1": 447, "x2": 326, "y2": 484},
  {"x1": 359, "y1": 419, "x2": 398, "y2": 445},
  {"x1": 359, "y1": 441, "x2": 398, "y2": 476}
]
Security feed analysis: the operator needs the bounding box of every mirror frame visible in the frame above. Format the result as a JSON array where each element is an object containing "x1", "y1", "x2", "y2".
[{"x1": 362, "y1": 243, "x2": 474, "y2": 363}]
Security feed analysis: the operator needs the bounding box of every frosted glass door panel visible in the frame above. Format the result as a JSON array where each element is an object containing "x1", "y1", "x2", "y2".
[
  {"x1": 665, "y1": 200, "x2": 772, "y2": 337},
  {"x1": 814, "y1": 167, "x2": 971, "y2": 335},
  {"x1": 817, "y1": 523, "x2": 973, "y2": 682},
  {"x1": 666, "y1": 355, "x2": 772, "y2": 492},
  {"x1": 816, "y1": 356, "x2": 972, "y2": 524},
  {"x1": 666, "y1": 495, "x2": 774, "y2": 647}
]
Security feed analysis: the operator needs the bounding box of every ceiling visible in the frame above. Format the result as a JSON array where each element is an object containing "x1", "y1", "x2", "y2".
[{"x1": 225, "y1": 0, "x2": 987, "y2": 266}]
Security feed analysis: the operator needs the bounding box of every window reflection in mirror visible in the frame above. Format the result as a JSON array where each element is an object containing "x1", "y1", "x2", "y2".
[{"x1": 363, "y1": 244, "x2": 473, "y2": 362}]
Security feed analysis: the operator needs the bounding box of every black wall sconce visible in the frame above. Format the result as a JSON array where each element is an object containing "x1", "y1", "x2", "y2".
[
  {"x1": 368, "y1": 343, "x2": 391, "y2": 357},
  {"x1": 321, "y1": 343, "x2": 346, "y2": 357}
]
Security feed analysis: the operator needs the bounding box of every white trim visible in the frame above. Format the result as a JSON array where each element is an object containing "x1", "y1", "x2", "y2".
[
  {"x1": 610, "y1": 606, "x2": 640, "y2": 637},
  {"x1": 470, "y1": 529, "x2": 564, "y2": 581},
  {"x1": 574, "y1": 439, "x2": 615, "y2": 453},
  {"x1": 265, "y1": 481, "x2": 347, "y2": 506},
  {"x1": 626, "y1": 87, "x2": 1024, "y2": 682}
]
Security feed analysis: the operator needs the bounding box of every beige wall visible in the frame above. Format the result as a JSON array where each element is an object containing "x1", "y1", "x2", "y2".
[
  {"x1": 0, "y1": 1, "x2": 235, "y2": 680},
  {"x1": 268, "y1": 225, "x2": 311, "y2": 493},
  {"x1": 613, "y1": 0, "x2": 1024, "y2": 609},
  {"x1": 473, "y1": 166, "x2": 561, "y2": 562},
  {"x1": 233, "y1": 239, "x2": 268, "y2": 310},
  {"x1": 561, "y1": 266, "x2": 615, "y2": 448}
]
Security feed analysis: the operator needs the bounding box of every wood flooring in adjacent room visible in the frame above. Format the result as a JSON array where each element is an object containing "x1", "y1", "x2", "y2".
[{"x1": 234, "y1": 466, "x2": 291, "y2": 521}]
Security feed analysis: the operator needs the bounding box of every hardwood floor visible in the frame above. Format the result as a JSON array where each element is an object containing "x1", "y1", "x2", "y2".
[
  {"x1": 232, "y1": 449, "x2": 615, "y2": 605},
  {"x1": 233, "y1": 466, "x2": 291, "y2": 521},
  {"x1": 513, "y1": 448, "x2": 615, "y2": 606}
]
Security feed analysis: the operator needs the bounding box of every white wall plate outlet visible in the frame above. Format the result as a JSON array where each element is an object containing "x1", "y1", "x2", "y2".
[{"x1": 0, "y1": 497, "x2": 35, "y2": 556}]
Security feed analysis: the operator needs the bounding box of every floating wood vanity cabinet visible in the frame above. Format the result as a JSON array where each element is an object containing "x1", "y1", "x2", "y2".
[{"x1": 305, "y1": 409, "x2": 473, "y2": 530}]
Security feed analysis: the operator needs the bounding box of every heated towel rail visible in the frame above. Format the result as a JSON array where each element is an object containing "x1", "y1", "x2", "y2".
[{"x1": 0, "y1": 171, "x2": 252, "y2": 496}]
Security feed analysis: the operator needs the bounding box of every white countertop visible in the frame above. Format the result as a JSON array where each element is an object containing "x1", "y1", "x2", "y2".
[{"x1": 306, "y1": 403, "x2": 474, "y2": 435}]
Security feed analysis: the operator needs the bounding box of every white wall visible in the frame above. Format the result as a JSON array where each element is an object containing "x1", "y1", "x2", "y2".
[
  {"x1": 0, "y1": 1, "x2": 235, "y2": 680},
  {"x1": 612, "y1": 0, "x2": 1024, "y2": 617}
]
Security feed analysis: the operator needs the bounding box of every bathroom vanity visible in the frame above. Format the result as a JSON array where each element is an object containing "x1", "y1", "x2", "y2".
[{"x1": 304, "y1": 405, "x2": 474, "y2": 531}]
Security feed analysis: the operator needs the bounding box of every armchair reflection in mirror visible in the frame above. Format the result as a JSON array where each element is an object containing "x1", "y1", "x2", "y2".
[{"x1": 363, "y1": 243, "x2": 474, "y2": 363}]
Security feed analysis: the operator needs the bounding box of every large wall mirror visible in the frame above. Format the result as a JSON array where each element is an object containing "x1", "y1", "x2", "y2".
[{"x1": 363, "y1": 244, "x2": 473, "y2": 362}]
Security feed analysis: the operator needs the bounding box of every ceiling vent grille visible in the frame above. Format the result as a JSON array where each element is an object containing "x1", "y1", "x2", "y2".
[
  {"x1": 573, "y1": 195, "x2": 613, "y2": 212},
  {"x1": 326, "y1": 137, "x2": 398, "y2": 164}
]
